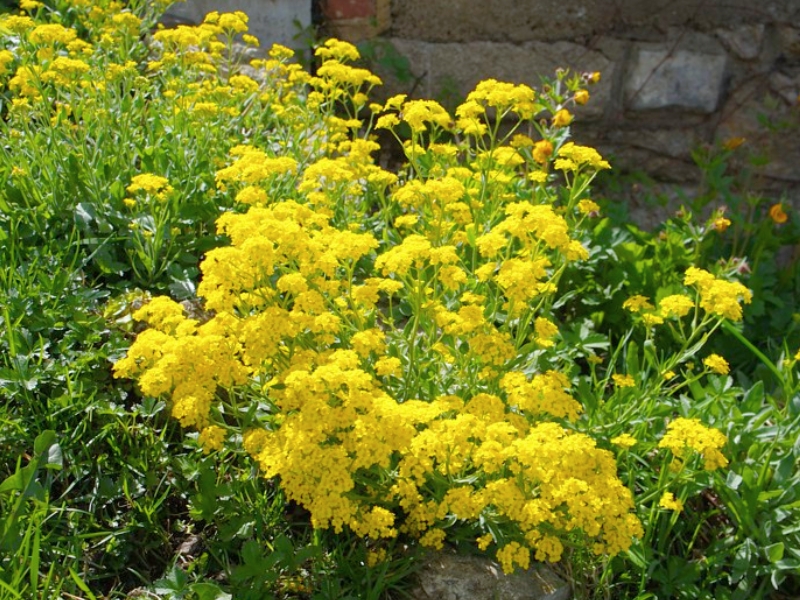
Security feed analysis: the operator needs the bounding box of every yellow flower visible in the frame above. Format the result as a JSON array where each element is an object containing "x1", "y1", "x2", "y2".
[
  {"x1": 400, "y1": 99, "x2": 452, "y2": 133},
  {"x1": 641, "y1": 313, "x2": 664, "y2": 326},
  {"x1": 534, "y1": 317, "x2": 559, "y2": 348},
  {"x1": 713, "y1": 216, "x2": 731, "y2": 232},
  {"x1": 684, "y1": 267, "x2": 752, "y2": 321},
  {"x1": 703, "y1": 354, "x2": 730, "y2": 375},
  {"x1": 528, "y1": 170, "x2": 548, "y2": 183},
  {"x1": 375, "y1": 357, "x2": 401, "y2": 377},
  {"x1": 127, "y1": 174, "x2": 172, "y2": 196},
  {"x1": 574, "y1": 89, "x2": 590, "y2": 105},
  {"x1": 496, "y1": 541, "x2": 531, "y2": 574},
  {"x1": 659, "y1": 492, "x2": 684, "y2": 513},
  {"x1": 366, "y1": 548, "x2": 387, "y2": 567},
  {"x1": 315, "y1": 38, "x2": 360, "y2": 62},
  {"x1": 29, "y1": 23, "x2": 77, "y2": 45},
  {"x1": 659, "y1": 294, "x2": 694, "y2": 318},
  {"x1": 419, "y1": 528, "x2": 446, "y2": 550},
  {"x1": 556, "y1": 142, "x2": 610, "y2": 170},
  {"x1": 235, "y1": 186, "x2": 268, "y2": 205},
  {"x1": 111, "y1": 12, "x2": 142, "y2": 34},
  {"x1": 610, "y1": 433, "x2": 637, "y2": 449},
  {"x1": 375, "y1": 113, "x2": 400, "y2": 130},
  {"x1": 217, "y1": 11, "x2": 249, "y2": 33},
  {"x1": 510, "y1": 134, "x2": 533, "y2": 148},
  {"x1": 1, "y1": 15, "x2": 35, "y2": 34},
  {"x1": 622, "y1": 295, "x2": 653, "y2": 313},
  {"x1": 577, "y1": 199, "x2": 600, "y2": 214},
  {"x1": 658, "y1": 418, "x2": 728, "y2": 471},
  {"x1": 198, "y1": 425, "x2": 225, "y2": 453},
  {"x1": 612, "y1": 374, "x2": 635, "y2": 388},
  {"x1": 552, "y1": 109, "x2": 573, "y2": 127},
  {"x1": 20, "y1": 0, "x2": 43, "y2": 11},
  {"x1": 242, "y1": 34, "x2": 260, "y2": 47},
  {"x1": 268, "y1": 44, "x2": 294, "y2": 59}
]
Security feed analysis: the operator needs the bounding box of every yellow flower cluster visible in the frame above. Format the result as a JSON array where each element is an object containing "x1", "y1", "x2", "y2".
[
  {"x1": 703, "y1": 354, "x2": 730, "y2": 375},
  {"x1": 308, "y1": 38, "x2": 381, "y2": 113},
  {"x1": 658, "y1": 418, "x2": 728, "y2": 471},
  {"x1": 464, "y1": 78, "x2": 538, "y2": 119},
  {"x1": 127, "y1": 174, "x2": 173, "y2": 196},
  {"x1": 658, "y1": 491, "x2": 684, "y2": 513},
  {"x1": 624, "y1": 267, "x2": 750, "y2": 327},
  {"x1": 555, "y1": 142, "x2": 611, "y2": 171},
  {"x1": 684, "y1": 267, "x2": 752, "y2": 321},
  {"x1": 110, "y1": 37, "x2": 644, "y2": 570}
]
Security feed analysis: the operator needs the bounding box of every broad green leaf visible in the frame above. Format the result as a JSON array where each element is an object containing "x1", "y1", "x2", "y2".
[
  {"x1": 190, "y1": 582, "x2": 232, "y2": 600},
  {"x1": 765, "y1": 542, "x2": 784, "y2": 563}
]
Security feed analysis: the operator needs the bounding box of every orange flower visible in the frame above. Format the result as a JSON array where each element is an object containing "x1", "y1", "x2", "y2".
[
  {"x1": 769, "y1": 203, "x2": 788, "y2": 224},
  {"x1": 532, "y1": 139, "x2": 553, "y2": 164},
  {"x1": 722, "y1": 137, "x2": 745, "y2": 151}
]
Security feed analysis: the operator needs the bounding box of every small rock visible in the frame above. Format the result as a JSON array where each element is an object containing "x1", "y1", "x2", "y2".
[
  {"x1": 409, "y1": 550, "x2": 571, "y2": 600},
  {"x1": 769, "y1": 71, "x2": 799, "y2": 106},
  {"x1": 715, "y1": 24, "x2": 764, "y2": 61},
  {"x1": 777, "y1": 25, "x2": 800, "y2": 60},
  {"x1": 176, "y1": 534, "x2": 203, "y2": 559}
]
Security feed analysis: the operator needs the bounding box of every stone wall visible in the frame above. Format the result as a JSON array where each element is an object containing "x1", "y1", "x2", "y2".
[{"x1": 322, "y1": 0, "x2": 800, "y2": 195}]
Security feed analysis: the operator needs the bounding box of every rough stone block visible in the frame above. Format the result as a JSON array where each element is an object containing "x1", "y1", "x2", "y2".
[
  {"x1": 715, "y1": 24, "x2": 765, "y2": 61},
  {"x1": 715, "y1": 78, "x2": 800, "y2": 186},
  {"x1": 608, "y1": 127, "x2": 705, "y2": 160},
  {"x1": 163, "y1": 0, "x2": 312, "y2": 52},
  {"x1": 625, "y1": 47, "x2": 727, "y2": 113},
  {"x1": 777, "y1": 25, "x2": 800, "y2": 60},
  {"x1": 410, "y1": 551, "x2": 571, "y2": 600}
]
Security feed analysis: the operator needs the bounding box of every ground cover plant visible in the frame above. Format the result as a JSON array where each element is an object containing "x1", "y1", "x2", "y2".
[{"x1": 0, "y1": 1, "x2": 799, "y2": 599}]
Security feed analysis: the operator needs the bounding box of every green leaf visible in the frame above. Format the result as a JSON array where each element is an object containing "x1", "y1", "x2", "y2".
[
  {"x1": 168, "y1": 277, "x2": 196, "y2": 300},
  {"x1": 33, "y1": 430, "x2": 62, "y2": 470},
  {"x1": 765, "y1": 542, "x2": 784, "y2": 563},
  {"x1": 0, "y1": 468, "x2": 26, "y2": 495},
  {"x1": 190, "y1": 582, "x2": 232, "y2": 600},
  {"x1": 771, "y1": 454, "x2": 795, "y2": 485},
  {"x1": 625, "y1": 543, "x2": 649, "y2": 569},
  {"x1": 740, "y1": 381, "x2": 765, "y2": 413},
  {"x1": 154, "y1": 565, "x2": 189, "y2": 596},
  {"x1": 625, "y1": 340, "x2": 640, "y2": 377},
  {"x1": 94, "y1": 247, "x2": 128, "y2": 275},
  {"x1": 75, "y1": 202, "x2": 97, "y2": 228},
  {"x1": 725, "y1": 470, "x2": 743, "y2": 491},
  {"x1": 68, "y1": 568, "x2": 98, "y2": 600}
]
